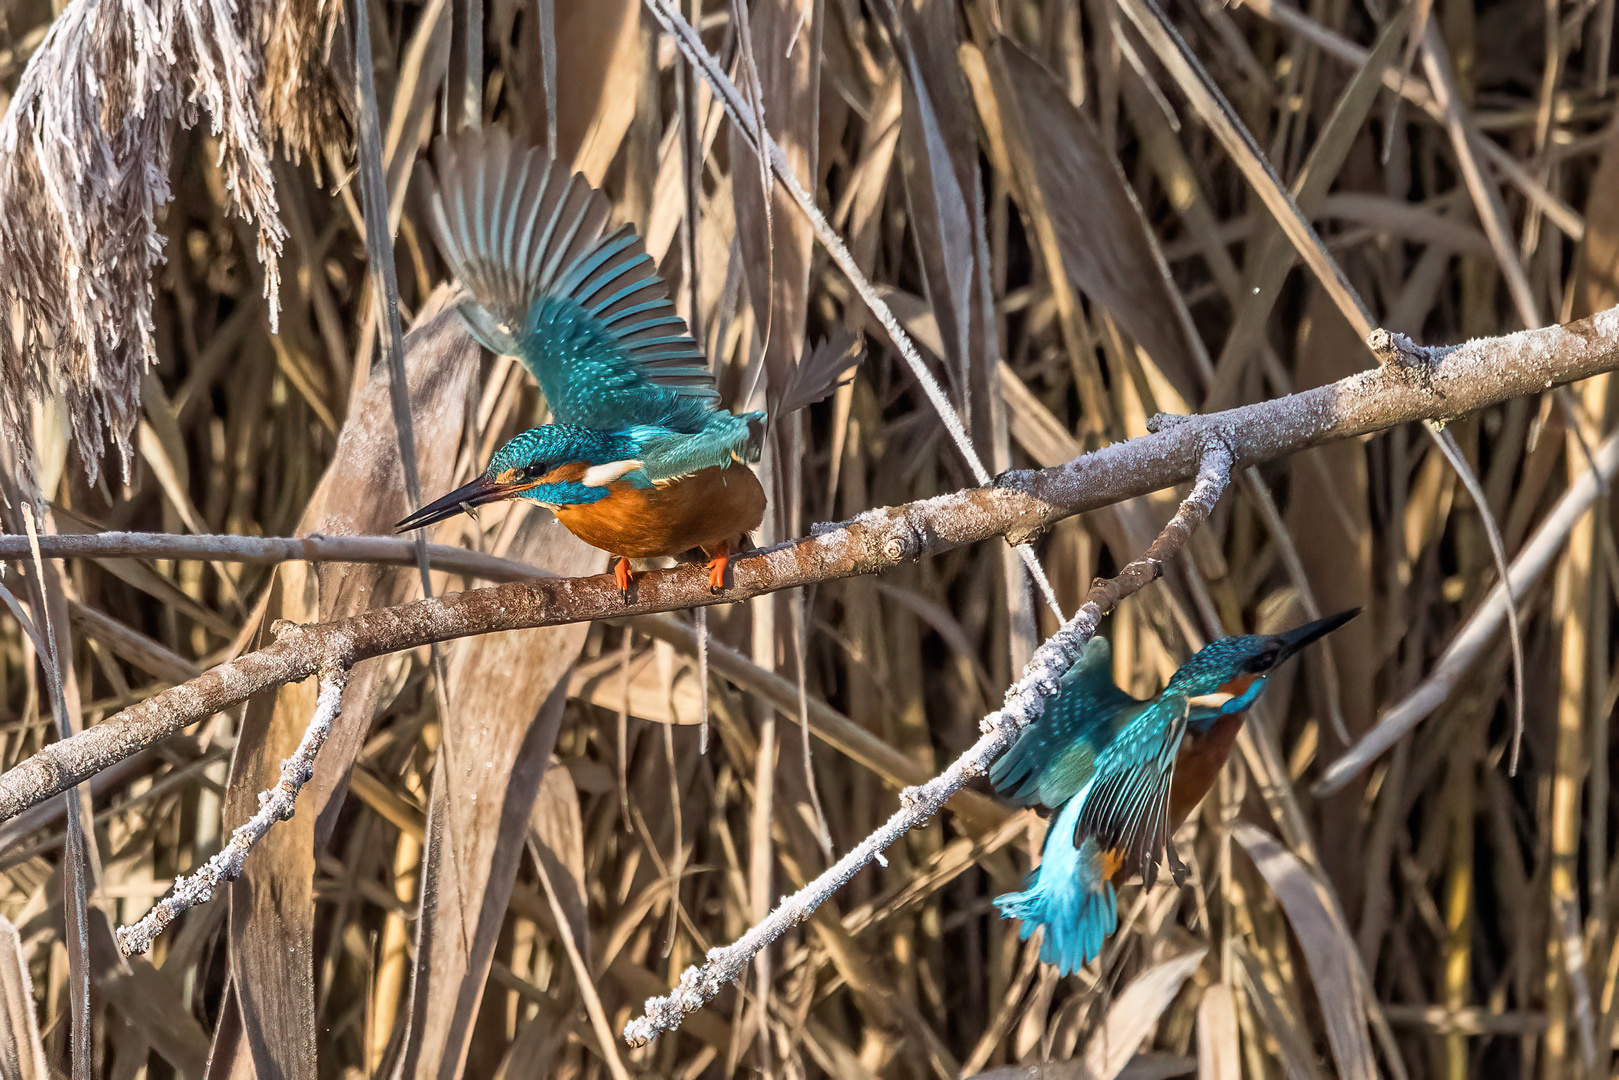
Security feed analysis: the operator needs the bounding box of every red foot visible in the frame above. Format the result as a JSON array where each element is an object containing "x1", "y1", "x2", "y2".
[
  {"x1": 705, "y1": 541, "x2": 731, "y2": 593},
  {"x1": 614, "y1": 556, "x2": 633, "y2": 600}
]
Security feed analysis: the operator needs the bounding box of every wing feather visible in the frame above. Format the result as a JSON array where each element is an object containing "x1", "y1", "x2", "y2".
[
  {"x1": 421, "y1": 129, "x2": 720, "y2": 432},
  {"x1": 990, "y1": 638, "x2": 1141, "y2": 808},
  {"x1": 1075, "y1": 695, "x2": 1189, "y2": 888}
]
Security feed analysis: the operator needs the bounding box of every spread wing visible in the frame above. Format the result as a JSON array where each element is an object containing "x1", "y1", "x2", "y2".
[
  {"x1": 1074, "y1": 694, "x2": 1189, "y2": 889},
  {"x1": 421, "y1": 128, "x2": 720, "y2": 434},
  {"x1": 991, "y1": 638, "x2": 1141, "y2": 809}
]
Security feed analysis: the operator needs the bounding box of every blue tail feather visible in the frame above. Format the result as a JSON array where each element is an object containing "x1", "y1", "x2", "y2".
[{"x1": 994, "y1": 797, "x2": 1118, "y2": 975}]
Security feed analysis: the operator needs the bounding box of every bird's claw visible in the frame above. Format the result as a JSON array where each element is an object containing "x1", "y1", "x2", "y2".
[
  {"x1": 1166, "y1": 841, "x2": 1189, "y2": 888},
  {"x1": 614, "y1": 557, "x2": 633, "y2": 603},
  {"x1": 705, "y1": 543, "x2": 731, "y2": 595}
]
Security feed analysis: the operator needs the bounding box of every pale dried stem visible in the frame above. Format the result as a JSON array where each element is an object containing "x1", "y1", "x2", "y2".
[
  {"x1": 621, "y1": 442, "x2": 1234, "y2": 1046},
  {"x1": 112, "y1": 668, "x2": 348, "y2": 956},
  {"x1": 1317, "y1": 421, "x2": 1619, "y2": 794}
]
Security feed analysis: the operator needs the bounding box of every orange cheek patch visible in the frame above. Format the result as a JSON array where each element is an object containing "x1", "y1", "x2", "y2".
[
  {"x1": 1217, "y1": 672, "x2": 1260, "y2": 698},
  {"x1": 536, "y1": 462, "x2": 589, "y2": 485}
]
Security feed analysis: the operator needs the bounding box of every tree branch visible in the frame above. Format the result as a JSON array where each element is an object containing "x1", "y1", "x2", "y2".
[
  {"x1": 112, "y1": 667, "x2": 348, "y2": 956},
  {"x1": 621, "y1": 442, "x2": 1235, "y2": 1046},
  {"x1": 0, "y1": 532, "x2": 545, "y2": 583},
  {"x1": 1, "y1": 308, "x2": 1617, "y2": 823}
]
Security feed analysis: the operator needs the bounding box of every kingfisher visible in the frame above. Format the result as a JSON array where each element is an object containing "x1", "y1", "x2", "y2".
[
  {"x1": 396, "y1": 129, "x2": 768, "y2": 595},
  {"x1": 990, "y1": 609, "x2": 1359, "y2": 973}
]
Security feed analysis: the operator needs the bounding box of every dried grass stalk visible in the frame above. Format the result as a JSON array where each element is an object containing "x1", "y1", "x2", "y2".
[{"x1": 0, "y1": 0, "x2": 316, "y2": 484}]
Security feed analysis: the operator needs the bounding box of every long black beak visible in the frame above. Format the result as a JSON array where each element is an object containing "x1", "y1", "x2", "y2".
[
  {"x1": 1275, "y1": 608, "x2": 1360, "y2": 663},
  {"x1": 395, "y1": 475, "x2": 518, "y2": 532}
]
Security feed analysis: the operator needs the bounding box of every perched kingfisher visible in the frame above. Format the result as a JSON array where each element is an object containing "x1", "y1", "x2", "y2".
[
  {"x1": 396, "y1": 130, "x2": 768, "y2": 595},
  {"x1": 990, "y1": 610, "x2": 1359, "y2": 973}
]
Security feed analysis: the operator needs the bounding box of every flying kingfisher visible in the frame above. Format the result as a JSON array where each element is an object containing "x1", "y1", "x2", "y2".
[
  {"x1": 396, "y1": 129, "x2": 768, "y2": 595},
  {"x1": 990, "y1": 609, "x2": 1359, "y2": 973}
]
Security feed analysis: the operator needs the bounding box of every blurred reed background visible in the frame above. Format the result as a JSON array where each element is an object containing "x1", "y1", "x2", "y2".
[{"x1": 0, "y1": 0, "x2": 1615, "y2": 1076}]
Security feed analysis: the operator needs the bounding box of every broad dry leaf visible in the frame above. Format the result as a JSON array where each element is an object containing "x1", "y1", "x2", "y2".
[
  {"x1": 891, "y1": 1, "x2": 985, "y2": 413},
  {"x1": 731, "y1": 0, "x2": 821, "y2": 408},
  {"x1": 570, "y1": 647, "x2": 705, "y2": 726},
  {"x1": 390, "y1": 515, "x2": 598, "y2": 1079},
  {"x1": 1081, "y1": 946, "x2": 1206, "y2": 1080},
  {"x1": 85, "y1": 909, "x2": 209, "y2": 1078},
  {"x1": 499, "y1": 0, "x2": 640, "y2": 179},
  {"x1": 1196, "y1": 983, "x2": 1240, "y2": 1080},
  {"x1": 529, "y1": 757, "x2": 590, "y2": 954},
  {"x1": 1232, "y1": 944, "x2": 1331, "y2": 1080},
  {"x1": 969, "y1": 37, "x2": 1209, "y2": 402},
  {"x1": 1234, "y1": 823, "x2": 1376, "y2": 1080},
  {"x1": 965, "y1": 950, "x2": 1204, "y2": 1080},
  {"x1": 209, "y1": 303, "x2": 481, "y2": 1080},
  {"x1": 1286, "y1": 289, "x2": 1376, "y2": 742},
  {"x1": 491, "y1": 996, "x2": 572, "y2": 1080},
  {"x1": 777, "y1": 331, "x2": 864, "y2": 417}
]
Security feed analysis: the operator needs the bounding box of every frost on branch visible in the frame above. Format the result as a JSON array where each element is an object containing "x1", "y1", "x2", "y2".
[{"x1": 114, "y1": 667, "x2": 348, "y2": 957}]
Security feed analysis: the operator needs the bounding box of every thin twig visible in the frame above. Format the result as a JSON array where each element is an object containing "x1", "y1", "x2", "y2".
[
  {"x1": 0, "y1": 531, "x2": 549, "y2": 581},
  {"x1": 1425, "y1": 424, "x2": 1527, "y2": 773},
  {"x1": 621, "y1": 442, "x2": 1235, "y2": 1046},
  {"x1": 113, "y1": 667, "x2": 349, "y2": 956}
]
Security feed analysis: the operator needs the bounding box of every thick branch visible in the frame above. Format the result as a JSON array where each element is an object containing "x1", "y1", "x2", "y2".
[
  {"x1": 1, "y1": 309, "x2": 1617, "y2": 822},
  {"x1": 621, "y1": 443, "x2": 1234, "y2": 1046}
]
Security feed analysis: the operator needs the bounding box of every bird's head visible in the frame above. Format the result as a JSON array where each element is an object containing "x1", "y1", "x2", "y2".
[
  {"x1": 1167, "y1": 609, "x2": 1359, "y2": 720},
  {"x1": 396, "y1": 425, "x2": 644, "y2": 531}
]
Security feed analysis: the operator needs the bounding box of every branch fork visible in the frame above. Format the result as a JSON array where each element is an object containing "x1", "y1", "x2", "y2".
[
  {"x1": 1368, "y1": 327, "x2": 1454, "y2": 394},
  {"x1": 622, "y1": 442, "x2": 1235, "y2": 1046}
]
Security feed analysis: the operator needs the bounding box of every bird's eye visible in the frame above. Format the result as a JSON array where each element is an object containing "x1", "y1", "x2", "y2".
[
  {"x1": 1247, "y1": 648, "x2": 1280, "y2": 672},
  {"x1": 524, "y1": 462, "x2": 550, "y2": 480}
]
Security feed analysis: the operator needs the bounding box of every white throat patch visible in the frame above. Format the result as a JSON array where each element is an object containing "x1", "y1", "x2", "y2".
[{"x1": 581, "y1": 459, "x2": 645, "y2": 487}]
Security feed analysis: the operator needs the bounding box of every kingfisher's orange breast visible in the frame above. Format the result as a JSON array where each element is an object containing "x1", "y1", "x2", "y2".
[
  {"x1": 553, "y1": 464, "x2": 766, "y2": 559},
  {"x1": 1167, "y1": 713, "x2": 1245, "y2": 833}
]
